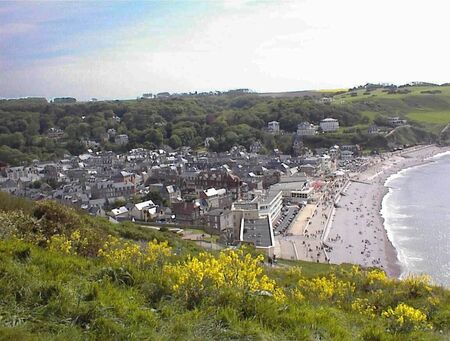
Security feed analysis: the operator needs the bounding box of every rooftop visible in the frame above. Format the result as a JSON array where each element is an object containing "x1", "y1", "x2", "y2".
[{"x1": 242, "y1": 216, "x2": 273, "y2": 247}]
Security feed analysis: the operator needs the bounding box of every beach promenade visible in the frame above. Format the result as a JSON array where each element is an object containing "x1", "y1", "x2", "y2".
[{"x1": 274, "y1": 177, "x2": 347, "y2": 263}]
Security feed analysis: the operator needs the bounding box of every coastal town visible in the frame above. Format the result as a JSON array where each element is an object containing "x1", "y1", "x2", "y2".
[
  {"x1": 3, "y1": 2, "x2": 450, "y2": 338},
  {"x1": 2, "y1": 114, "x2": 443, "y2": 273}
]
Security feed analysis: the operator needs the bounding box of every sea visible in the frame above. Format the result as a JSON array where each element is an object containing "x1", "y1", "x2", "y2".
[{"x1": 381, "y1": 151, "x2": 450, "y2": 287}]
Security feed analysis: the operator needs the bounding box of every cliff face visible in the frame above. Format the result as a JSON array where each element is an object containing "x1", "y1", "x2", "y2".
[{"x1": 386, "y1": 125, "x2": 436, "y2": 147}]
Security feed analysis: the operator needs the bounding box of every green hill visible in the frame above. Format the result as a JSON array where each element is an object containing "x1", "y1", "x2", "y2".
[
  {"x1": 2, "y1": 84, "x2": 450, "y2": 165},
  {"x1": 334, "y1": 85, "x2": 450, "y2": 134},
  {"x1": 0, "y1": 193, "x2": 449, "y2": 340}
]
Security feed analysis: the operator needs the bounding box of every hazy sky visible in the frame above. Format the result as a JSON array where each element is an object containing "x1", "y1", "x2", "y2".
[{"x1": 1, "y1": 0, "x2": 449, "y2": 100}]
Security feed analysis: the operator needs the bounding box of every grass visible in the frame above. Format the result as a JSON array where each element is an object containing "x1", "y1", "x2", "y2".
[
  {"x1": 361, "y1": 110, "x2": 379, "y2": 121},
  {"x1": 0, "y1": 235, "x2": 448, "y2": 340},
  {"x1": 0, "y1": 195, "x2": 449, "y2": 340},
  {"x1": 332, "y1": 86, "x2": 450, "y2": 141},
  {"x1": 406, "y1": 110, "x2": 450, "y2": 124},
  {"x1": 317, "y1": 88, "x2": 349, "y2": 93}
]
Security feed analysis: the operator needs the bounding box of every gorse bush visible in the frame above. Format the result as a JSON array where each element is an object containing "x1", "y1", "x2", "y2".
[
  {"x1": 382, "y1": 303, "x2": 431, "y2": 333},
  {"x1": 164, "y1": 249, "x2": 285, "y2": 308},
  {"x1": 98, "y1": 236, "x2": 172, "y2": 268},
  {"x1": 297, "y1": 273, "x2": 355, "y2": 305}
]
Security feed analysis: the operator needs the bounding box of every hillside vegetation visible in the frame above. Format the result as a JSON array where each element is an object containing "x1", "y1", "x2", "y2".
[
  {"x1": 3, "y1": 85, "x2": 450, "y2": 164},
  {"x1": 0, "y1": 193, "x2": 449, "y2": 340},
  {"x1": 335, "y1": 85, "x2": 450, "y2": 135}
]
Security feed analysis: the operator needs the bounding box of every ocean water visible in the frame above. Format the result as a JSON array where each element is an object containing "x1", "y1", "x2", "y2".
[{"x1": 381, "y1": 152, "x2": 450, "y2": 287}]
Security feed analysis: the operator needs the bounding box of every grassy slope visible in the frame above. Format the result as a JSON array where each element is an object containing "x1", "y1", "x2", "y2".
[
  {"x1": 1, "y1": 238, "x2": 449, "y2": 341},
  {"x1": 0, "y1": 194, "x2": 449, "y2": 340},
  {"x1": 334, "y1": 86, "x2": 450, "y2": 134}
]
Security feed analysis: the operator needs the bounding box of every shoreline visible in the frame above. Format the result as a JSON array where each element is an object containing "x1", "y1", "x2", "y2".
[{"x1": 326, "y1": 144, "x2": 450, "y2": 278}]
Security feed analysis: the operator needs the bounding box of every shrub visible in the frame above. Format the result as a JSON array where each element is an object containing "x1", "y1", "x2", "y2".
[
  {"x1": 98, "y1": 236, "x2": 172, "y2": 269},
  {"x1": 297, "y1": 274, "x2": 355, "y2": 305},
  {"x1": 400, "y1": 274, "x2": 432, "y2": 298},
  {"x1": 164, "y1": 249, "x2": 285, "y2": 308},
  {"x1": 382, "y1": 303, "x2": 431, "y2": 333}
]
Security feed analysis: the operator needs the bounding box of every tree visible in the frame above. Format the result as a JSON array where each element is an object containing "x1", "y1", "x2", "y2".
[
  {"x1": 146, "y1": 129, "x2": 163, "y2": 147},
  {"x1": 169, "y1": 135, "x2": 182, "y2": 149},
  {"x1": 65, "y1": 141, "x2": 86, "y2": 155}
]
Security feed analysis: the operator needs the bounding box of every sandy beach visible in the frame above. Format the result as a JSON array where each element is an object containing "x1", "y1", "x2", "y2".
[
  {"x1": 325, "y1": 144, "x2": 450, "y2": 277},
  {"x1": 273, "y1": 144, "x2": 450, "y2": 276}
]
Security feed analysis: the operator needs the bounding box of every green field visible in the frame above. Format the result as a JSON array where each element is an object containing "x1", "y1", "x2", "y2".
[
  {"x1": 360, "y1": 111, "x2": 378, "y2": 121},
  {"x1": 406, "y1": 110, "x2": 450, "y2": 124},
  {"x1": 334, "y1": 86, "x2": 450, "y2": 134}
]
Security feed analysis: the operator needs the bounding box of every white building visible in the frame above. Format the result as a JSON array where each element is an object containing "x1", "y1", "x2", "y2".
[
  {"x1": 267, "y1": 121, "x2": 280, "y2": 134},
  {"x1": 129, "y1": 200, "x2": 157, "y2": 221},
  {"x1": 269, "y1": 182, "x2": 313, "y2": 205},
  {"x1": 387, "y1": 117, "x2": 407, "y2": 127},
  {"x1": 319, "y1": 97, "x2": 334, "y2": 104},
  {"x1": 107, "y1": 128, "x2": 117, "y2": 137},
  {"x1": 340, "y1": 150, "x2": 354, "y2": 160},
  {"x1": 297, "y1": 122, "x2": 317, "y2": 136},
  {"x1": 204, "y1": 137, "x2": 215, "y2": 147},
  {"x1": 320, "y1": 118, "x2": 339, "y2": 132},
  {"x1": 115, "y1": 134, "x2": 129, "y2": 145},
  {"x1": 368, "y1": 124, "x2": 379, "y2": 134},
  {"x1": 110, "y1": 206, "x2": 129, "y2": 220},
  {"x1": 232, "y1": 188, "x2": 283, "y2": 228}
]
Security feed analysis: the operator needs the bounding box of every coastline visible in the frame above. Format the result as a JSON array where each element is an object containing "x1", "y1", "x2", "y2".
[{"x1": 326, "y1": 144, "x2": 450, "y2": 278}]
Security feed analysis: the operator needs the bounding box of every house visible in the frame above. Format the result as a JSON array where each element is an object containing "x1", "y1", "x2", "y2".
[
  {"x1": 156, "y1": 92, "x2": 171, "y2": 99},
  {"x1": 6, "y1": 166, "x2": 39, "y2": 181},
  {"x1": 0, "y1": 179, "x2": 18, "y2": 194},
  {"x1": 204, "y1": 137, "x2": 216, "y2": 148},
  {"x1": 114, "y1": 134, "x2": 129, "y2": 145},
  {"x1": 0, "y1": 161, "x2": 8, "y2": 176},
  {"x1": 320, "y1": 118, "x2": 339, "y2": 132},
  {"x1": 388, "y1": 117, "x2": 407, "y2": 127},
  {"x1": 292, "y1": 134, "x2": 304, "y2": 156},
  {"x1": 250, "y1": 140, "x2": 263, "y2": 154},
  {"x1": 297, "y1": 122, "x2": 317, "y2": 136},
  {"x1": 341, "y1": 145, "x2": 361, "y2": 157},
  {"x1": 267, "y1": 121, "x2": 280, "y2": 134},
  {"x1": 148, "y1": 183, "x2": 181, "y2": 204},
  {"x1": 148, "y1": 165, "x2": 180, "y2": 186},
  {"x1": 87, "y1": 205, "x2": 105, "y2": 217},
  {"x1": 196, "y1": 169, "x2": 241, "y2": 200},
  {"x1": 172, "y1": 201, "x2": 202, "y2": 226},
  {"x1": 129, "y1": 200, "x2": 157, "y2": 221},
  {"x1": 328, "y1": 146, "x2": 339, "y2": 159},
  {"x1": 110, "y1": 206, "x2": 129, "y2": 220},
  {"x1": 113, "y1": 171, "x2": 135, "y2": 184},
  {"x1": 319, "y1": 97, "x2": 334, "y2": 104},
  {"x1": 202, "y1": 209, "x2": 233, "y2": 235},
  {"x1": 43, "y1": 164, "x2": 59, "y2": 181},
  {"x1": 107, "y1": 128, "x2": 117, "y2": 137},
  {"x1": 340, "y1": 150, "x2": 354, "y2": 160},
  {"x1": 199, "y1": 187, "x2": 232, "y2": 210},
  {"x1": 47, "y1": 127, "x2": 64, "y2": 139},
  {"x1": 298, "y1": 164, "x2": 316, "y2": 176},
  {"x1": 91, "y1": 181, "x2": 135, "y2": 199},
  {"x1": 368, "y1": 124, "x2": 379, "y2": 134}
]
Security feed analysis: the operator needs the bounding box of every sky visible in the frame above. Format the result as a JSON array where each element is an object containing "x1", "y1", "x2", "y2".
[{"x1": 1, "y1": 0, "x2": 450, "y2": 100}]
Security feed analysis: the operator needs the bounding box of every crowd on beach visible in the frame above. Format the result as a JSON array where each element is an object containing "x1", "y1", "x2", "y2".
[
  {"x1": 323, "y1": 145, "x2": 448, "y2": 276},
  {"x1": 275, "y1": 145, "x2": 449, "y2": 276}
]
